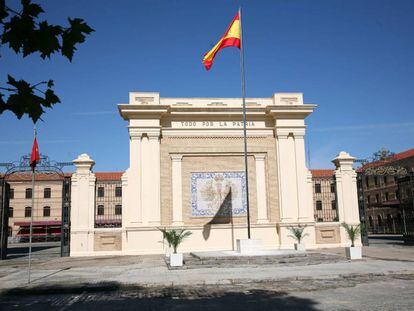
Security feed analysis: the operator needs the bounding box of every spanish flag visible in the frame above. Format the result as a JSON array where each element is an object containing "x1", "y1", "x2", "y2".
[{"x1": 203, "y1": 12, "x2": 241, "y2": 70}]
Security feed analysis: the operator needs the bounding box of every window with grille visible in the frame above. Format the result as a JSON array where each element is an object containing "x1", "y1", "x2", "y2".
[
  {"x1": 316, "y1": 200, "x2": 322, "y2": 210},
  {"x1": 115, "y1": 186, "x2": 122, "y2": 197},
  {"x1": 44, "y1": 188, "x2": 51, "y2": 198},
  {"x1": 43, "y1": 206, "x2": 51, "y2": 217},
  {"x1": 331, "y1": 200, "x2": 336, "y2": 210},
  {"x1": 315, "y1": 183, "x2": 321, "y2": 193},
  {"x1": 115, "y1": 205, "x2": 122, "y2": 215},
  {"x1": 25, "y1": 206, "x2": 31, "y2": 217},
  {"x1": 98, "y1": 187, "x2": 104, "y2": 197},
  {"x1": 97, "y1": 205, "x2": 104, "y2": 215},
  {"x1": 9, "y1": 207, "x2": 13, "y2": 218},
  {"x1": 25, "y1": 188, "x2": 32, "y2": 199}
]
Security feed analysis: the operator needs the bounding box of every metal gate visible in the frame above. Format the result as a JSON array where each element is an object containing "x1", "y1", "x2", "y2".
[{"x1": 0, "y1": 154, "x2": 72, "y2": 260}]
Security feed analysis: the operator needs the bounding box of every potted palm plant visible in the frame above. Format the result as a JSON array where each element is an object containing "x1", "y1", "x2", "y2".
[
  {"x1": 341, "y1": 222, "x2": 362, "y2": 260},
  {"x1": 158, "y1": 228, "x2": 192, "y2": 266},
  {"x1": 288, "y1": 225, "x2": 308, "y2": 251}
]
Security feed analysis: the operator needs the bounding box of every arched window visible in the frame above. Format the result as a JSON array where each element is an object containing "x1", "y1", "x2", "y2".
[
  {"x1": 368, "y1": 216, "x2": 373, "y2": 227},
  {"x1": 25, "y1": 206, "x2": 31, "y2": 218}
]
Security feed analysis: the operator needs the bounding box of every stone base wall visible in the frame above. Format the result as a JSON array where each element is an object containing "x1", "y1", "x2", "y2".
[{"x1": 315, "y1": 223, "x2": 341, "y2": 245}]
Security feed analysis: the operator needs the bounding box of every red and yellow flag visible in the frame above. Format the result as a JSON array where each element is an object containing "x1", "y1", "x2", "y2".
[{"x1": 203, "y1": 12, "x2": 241, "y2": 70}]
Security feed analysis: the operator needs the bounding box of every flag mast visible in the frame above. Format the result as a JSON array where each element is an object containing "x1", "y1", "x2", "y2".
[
  {"x1": 238, "y1": 7, "x2": 251, "y2": 239},
  {"x1": 28, "y1": 126, "x2": 36, "y2": 283}
]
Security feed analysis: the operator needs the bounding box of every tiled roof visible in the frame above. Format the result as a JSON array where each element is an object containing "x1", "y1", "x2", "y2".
[
  {"x1": 95, "y1": 172, "x2": 123, "y2": 181},
  {"x1": 358, "y1": 148, "x2": 414, "y2": 172},
  {"x1": 310, "y1": 169, "x2": 334, "y2": 177}
]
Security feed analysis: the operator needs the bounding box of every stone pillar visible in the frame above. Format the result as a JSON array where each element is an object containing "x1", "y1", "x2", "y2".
[
  {"x1": 332, "y1": 151, "x2": 361, "y2": 246},
  {"x1": 123, "y1": 128, "x2": 143, "y2": 225},
  {"x1": 275, "y1": 129, "x2": 316, "y2": 248},
  {"x1": 70, "y1": 154, "x2": 96, "y2": 256},
  {"x1": 171, "y1": 154, "x2": 184, "y2": 226},
  {"x1": 254, "y1": 154, "x2": 268, "y2": 224},
  {"x1": 141, "y1": 129, "x2": 161, "y2": 225}
]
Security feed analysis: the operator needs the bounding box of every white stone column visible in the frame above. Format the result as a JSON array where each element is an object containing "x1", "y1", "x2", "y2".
[
  {"x1": 141, "y1": 130, "x2": 161, "y2": 225},
  {"x1": 124, "y1": 128, "x2": 142, "y2": 225},
  {"x1": 294, "y1": 133, "x2": 314, "y2": 222},
  {"x1": 171, "y1": 154, "x2": 184, "y2": 226},
  {"x1": 70, "y1": 154, "x2": 96, "y2": 256},
  {"x1": 276, "y1": 132, "x2": 298, "y2": 222},
  {"x1": 332, "y1": 151, "x2": 361, "y2": 246},
  {"x1": 254, "y1": 154, "x2": 268, "y2": 224}
]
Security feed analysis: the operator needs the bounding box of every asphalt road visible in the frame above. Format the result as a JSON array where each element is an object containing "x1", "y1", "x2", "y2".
[{"x1": 0, "y1": 275, "x2": 413, "y2": 310}]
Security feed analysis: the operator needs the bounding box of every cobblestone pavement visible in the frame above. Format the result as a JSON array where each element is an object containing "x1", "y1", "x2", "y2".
[{"x1": 0, "y1": 274, "x2": 413, "y2": 310}]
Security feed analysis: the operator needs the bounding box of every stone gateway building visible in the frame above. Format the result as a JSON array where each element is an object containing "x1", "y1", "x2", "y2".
[{"x1": 69, "y1": 92, "x2": 361, "y2": 256}]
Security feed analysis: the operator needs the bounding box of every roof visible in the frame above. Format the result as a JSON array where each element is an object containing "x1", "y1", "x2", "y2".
[
  {"x1": 310, "y1": 169, "x2": 334, "y2": 177},
  {"x1": 358, "y1": 148, "x2": 414, "y2": 172},
  {"x1": 94, "y1": 172, "x2": 123, "y2": 181}
]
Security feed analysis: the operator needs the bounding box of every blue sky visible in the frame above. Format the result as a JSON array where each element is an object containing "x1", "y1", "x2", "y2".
[{"x1": 0, "y1": 0, "x2": 413, "y2": 171}]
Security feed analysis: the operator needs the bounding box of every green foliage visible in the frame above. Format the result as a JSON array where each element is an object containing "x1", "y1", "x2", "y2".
[
  {"x1": 287, "y1": 225, "x2": 308, "y2": 244},
  {"x1": 0, "y1": 0, "x2": 94, "y2": 123},
  {"x1": 341, "y1": 223, "x2": 361, "y2": 247},
  {"x1": 158, "y1": 228, "x2": 192, "y2": 254}
]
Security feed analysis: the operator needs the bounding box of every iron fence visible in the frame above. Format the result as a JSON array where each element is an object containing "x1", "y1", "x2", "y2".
[{"x1": 94, "y1": 181, "x2": 122, "y2": 228}]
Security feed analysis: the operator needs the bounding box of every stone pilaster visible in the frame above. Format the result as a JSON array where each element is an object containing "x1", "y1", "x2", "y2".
[
  {"x1": 254, "y1": 154, "x2": 268, "y2": 224},
  {"x1": 332, "y1": 151, "x2": 361, "y2": 246},
  {"x1": 171, "y1": 154, "x2": 184, "y2": 226},
  {"x1": 70, "y1": 154, "x2": 96, "y2": 256}
]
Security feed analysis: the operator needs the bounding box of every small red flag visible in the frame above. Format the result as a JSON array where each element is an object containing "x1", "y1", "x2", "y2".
[{"x1": 30, "y1": 137, "x2": 40, "y2": 170}]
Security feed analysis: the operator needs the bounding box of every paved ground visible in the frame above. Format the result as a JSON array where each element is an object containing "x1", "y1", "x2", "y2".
[{"x1": 0, "y1": 237, "x2": 413, "y2": 310}]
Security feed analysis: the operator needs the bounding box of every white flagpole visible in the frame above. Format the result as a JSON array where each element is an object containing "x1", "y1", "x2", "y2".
[
  {"x1": 28, "y1": 126, "x2": 36, "y2": 283},
  {"x1": 238, "y1": 7, "x2": 251, "y2": 239}
]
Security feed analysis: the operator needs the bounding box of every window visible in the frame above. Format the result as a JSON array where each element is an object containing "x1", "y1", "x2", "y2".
[
  {"x1": 374, "y1": 176, "x2": 378, "y2": 186},
  {"x1": 365, "y1": 177, "x2": 369, "y2": 188},
  {"x1": 316, "y1": 200, "x2": 322, "y2": 210},
  {"x1": 25, "y1": 206, "x2": 31, "y2": 218},
  {"x1": 115, "y1": 204, "x2": 122, "y2": 215},
  {"x1": 330, "y1": 183, "x2": 335, "y2": 193},
  {"x1": 97, "y1": 205, "x2": 104, "y2": 215},
  {"x1": 376, "y1": 194, "x2": 380, "y2": 203},
  {"x1": 25, "y1": 188, "x2": 32, "y2": 199},
  {"x1": 331, "y1": 200, "x2": 336, "y2": 210},
  {"x1": 44, "y1": 188, "x2": 51, "y2": 198},
  {"x1": 315, "y1": 183, "x2": 321, "y2": 193},
  {"x1": 377, "y1": 215, "x2": 382, "y2": 226},
  {"x1": 9, "y1": 207, "x2": 13, "y2": 218},
  {"x1": 9, "y1": 188, "x2": 14, "y2": 199},
  {"x1": 8, "y1": 227, "x2": 12, "y2": 237},
  {"x1": 115, "y1": 186, "x2": 122, "y2": 197},
  {"x1": 43, "y1": 206, "x2": 50, "y2": 217},
  {"x1": 383, "y1": 176, "x2": 387, "y2": 185},
  {"x1": 97, "y1": 187, "x2": 104, "y2": 197},
  {"x1": 385, "y1": 192, "x2": 389, "y2": 201},
  {"x1": 407, "y1": 188, "x2": 411, "y2": 197}
]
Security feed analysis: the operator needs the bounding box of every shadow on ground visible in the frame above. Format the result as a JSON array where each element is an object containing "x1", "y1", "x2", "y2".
[{"x1": 0, "y1": 282, "x2": 320, "y2": 310}]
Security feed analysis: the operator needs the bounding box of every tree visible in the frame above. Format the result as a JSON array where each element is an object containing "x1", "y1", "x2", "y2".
[
  {"x1": 371, "y1": 148, "x2": 395, "y2": 162},
  {"x1": 0, "y1": 0, "x2": 94, "y2": 123}
]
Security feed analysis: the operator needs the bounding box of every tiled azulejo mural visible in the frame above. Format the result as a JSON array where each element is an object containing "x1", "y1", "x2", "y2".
[{"x1": 191, "y1": 172, "x2": 247, "y2": 217}]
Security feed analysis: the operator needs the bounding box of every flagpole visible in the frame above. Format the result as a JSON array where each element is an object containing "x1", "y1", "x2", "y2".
[
  {"x1": 28, "y1": 126, "x2": 36, "y2": 283},
  {"x1": 238, "y1": 7, "x2": 251, "y2": 239}
]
